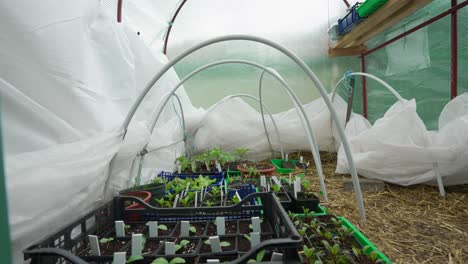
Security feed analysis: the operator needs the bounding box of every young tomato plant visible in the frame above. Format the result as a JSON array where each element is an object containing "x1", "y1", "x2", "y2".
[
  {"x1": 152, "y1": 257, "x2": 186, "y2": 264},
  {"x1": 247, "y1": 249, "x2": 265, "y2": 263}
]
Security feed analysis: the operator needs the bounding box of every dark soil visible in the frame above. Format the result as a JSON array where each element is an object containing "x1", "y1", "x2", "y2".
[
  {"x1": 296, "y1": 192, "x2": 319, "y2": 200},
  {"x1": 228, "y1": 161, "x2": 242, "y2": 171},
  {"x1": 206, "y1": 221, "x2": 237, "y2": 236},
  {"x1": 281, "y1": 160, "x2": 295, "y2": 169},
  {"x1": 275, "y1": 192, "x2": 290, "y2": 202},
  {"x1": 196, "y1": 253, "x2": 240, "y2": 263},
  {"x1": 200, "y1": 237, "x2": 236, "y2": 254},
  {"x1": 237, "y1": 234, "x2": 272, "y2": 252},
  {"x1": 142, "y1": 239, "x2": 161, "y2": 255},
  {"x1": 125, "y1": 224, "x2": 146, "y2": 236},
  {"x1": 238, "y1": 220, "x2": 272, "y2": 234},
  {"x1": 296, "y1": 161, "x2": 309, "y2": 169},
  {"x1": 172, "y1": 222, "x2": 206, "y2": 237},
  {"x1": 99, "y1": 239, "x2": 129, "y2": 256},
  {"x1": 240, "y1": 161, "x2": 274, "y2": 171},
  {"x1": 157, "y1": 238, "x2": 199, "y2": 255}
]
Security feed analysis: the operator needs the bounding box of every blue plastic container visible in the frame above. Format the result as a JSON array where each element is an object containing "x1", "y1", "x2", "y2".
[{"x1": 338, "y1": 2, "x2": 364, "y2": 35}]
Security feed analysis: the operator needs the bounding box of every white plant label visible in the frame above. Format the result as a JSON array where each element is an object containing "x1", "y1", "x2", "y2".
[
  {"x1": 195, "y1": 192, "x2": 198, "y2": 208},
  {"x1": 165, "y1": 241, "x2": 176, "y2": 255},
  {"x1": 200, "y1": 187, "x2": 204, "y2": 200},
  {"x1": 216, "y1": 161, "x2": 222, "y2": 172},
  {"x1": 294, "y1": 181, "x2": 298, "y2": 199},
  {"x1": 300, "y1": 156, "x2": 303, "y2": 163},
  {"x1": 224, "y1": 179, "x2": 228, "y2": 194},
  {"x1": 289, "y1": 173, "x2": 292, "y2": 186},
  {"x1": 251, "y1": 217, "x2": 261, "y2": 233},
  {"x1": 131, "y1": 234, "x2": 143, "y2": 256},
  {"x1": 216, "y1": 217, "x2": 225, "y2": 235},
  {"x1": 180, "y1": 190, "x2": 185, "y2": 198},
  {"x1": 205, "y1": 161, "x2": 210, "y2": 172},
  {"x1": 250, "y1": 232, "x2": 260, "y2": 247},
  {"x1": 88, "y1": 235, "x2": 100, "y2": 256},
  {"x1": 209, "y1": 236, "x2": 222, "y2": 253},
  {"x1": 295, "y1": 178, "x2": 302, "y2": 192},
  {"x1": 285, "y1": 153, "x2": 289, "y2": 161},
  {"x1": 207, "y1": 260, "x2": 220, "y2": 263},
  {"x1": 271, "y1": 252, "x2": 284, "y2": 261},
  {"x1": 235, "y1": 191, "x2": 242, "y2": 203},
  {"x1": 115, "y1": 221, "x2": 125, "y2": 238},
  {"x1": 113, "y1": 252, "x2": 126, "y2": 264},
  {"x1": 267, "y1": 184, "x2": 270, "y2": 192},
  {"x1": 181, "y1": 221, "x2": 190, "y2": 237},
  {"x1": 177, "y1": 163, "x2": 181, "y2": 174},
  {"x1": 148, "y1": 221, "x2": 158, "y2": 237},
  {"x1": 260, "y1": 175, "x2": 266, "y2": 187},
  {"x1": 185, "y1": 183, "x2": 191, "y2": 195},
  {"x1": 272, "y1": 176, "x2": 282, "y2": 187},
  {"x1": 173, "y1": 194, "x2": 180, "y2": 208}
]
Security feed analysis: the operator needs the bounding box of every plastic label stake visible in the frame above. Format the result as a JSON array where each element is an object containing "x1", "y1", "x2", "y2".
[
  {"x1": 200, "y1": 187, "x2": 204, "y2": 200},
  {"x1": 207, "y1": 260, "x2": 220, "y2": 263},
  {"x1": 215, "y1": 161, "x2": 222, "y2": 172},
  {"x1": 267, "y1": 184, "x2": 270, "y2": 192},
  {"x1": 294, "y1": 181, "x2": 298, "y2": 199},
  {"x1": 177, "y1": 162, "x2": 181, "y2": 174},
  {"x1": 300, "y1": 156, "x2": 303, "y2": 163},
  {"x1": 194, "y1": 192, "x2": 198, "y2": 208},
  {"x1": 224, "y1": 179, "x2": 228, "y2": 194},
  {"x1": 250, "y1": 232, "x2": 260, "y2": 247},
  {"x1": 173, "y1": 194, "x2": 179, "y2": 208},
  {"x1": 220, "y1": 190, "x2": 224, "y2": 206},
  {"x1": 235, "y1": 191, "x2": 242, "y2": 203},
  {"x1": 251, "y1": 217, "x2": 261, "y2": 233},
  {"x1": 131, "y1": 234, "x2": 143, "y2": 256},
  {"x1": 260, "y1": 175, "x2": 266, "y2": 188},
  {"x1": 88, "y1": 235, "x2": 100, "y2": 256},
  {"x1": 285, "y1": 153, "x2": 289, "y2": 161},
  {"x1": 271, "y1": 252, "x2": 283, "y2": 261},
  {"x1": 181, "y1": 221, "x2": 190, "y2": 237},
  {"x1": 148, "y1": 221, "x2": 158, "y2": 237},
  {"x1": 113, "y1": 252, "x2": 126, "y2": 264},
  {"x1": 115, "y1": 221, "x2": 125, "y2": 238},
  {"x1": 272, "y1": 176, "x2": 282, "y2": 187},
  {"x1": 295, "y1": 178, "x2": 302, "y2": 192},
  {"x1": 216, "y1": 217, "x2": 225, "y2": 235},
  {"x1": 289, "y1": 173, "x2": 292, "y2": 186},
  {"x1": 185, "y1": 183, "x2": 191, "y2": 195},
  {"x1": 209, "y1": 236, "x2": 222, "y2": 253},
  {"x1": 165, "y1": 241, "x2": 176, "y2": 255},
  {"x1": 205, "y1": 161, "x2": 210, "y2": 172}
]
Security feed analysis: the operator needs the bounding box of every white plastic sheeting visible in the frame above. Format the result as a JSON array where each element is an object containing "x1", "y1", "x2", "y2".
[
  {"x1": 336, "y1": 94, "x2": 468, "y2": 186},
  {"x1": 0, "y1": 0, "x2": 189, "y2": 261}
]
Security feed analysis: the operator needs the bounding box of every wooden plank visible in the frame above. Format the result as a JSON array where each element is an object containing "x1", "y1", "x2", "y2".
[
  {"x1": 347, "y1": 0, "x2": 433, "y2": 47},
  {"x1": 335, "y1": 0, "x2": 410, "y2": 48},
  {"x1": 328, "y1": 45, "x2": 366, "y2": 57}
]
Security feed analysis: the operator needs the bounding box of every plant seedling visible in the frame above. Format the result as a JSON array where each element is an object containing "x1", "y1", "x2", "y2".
[
  {"x1": 232, "y1": 148, "x2": 249, "y2": 160},
  {"x1": 247, "y1": 166, "x2": 259, "y2": 177},
  {"x1": 231, "y1": 195, "x2": 241, "y2": 204},
  {"x1": 271, "y1": 184, "x2": 280, "y2": 193},
  {"x1": 152, "y1": 257, "x2": 186, "y2": 264},
  {"x1": 175, "y1": 239, "x2": 191, "y2": 253},
  {"x1": 204, "y1": 237, "x2": 230, "y2": 253},
  {"x1": 127, "y1": 255, "x2": 144, "y2": 263},
  {"x1": 303, "y1": 245, "x2": 322, "y2": 263},
  {"x1": 244, "y1": 232, "x2": 260, "y2": 247},
  {"x1": 147, "y1": 221, "x2": 167, "y2": 237},
  {"x1": 247, "y1": 249, "x2": 265, "y2": 263}
]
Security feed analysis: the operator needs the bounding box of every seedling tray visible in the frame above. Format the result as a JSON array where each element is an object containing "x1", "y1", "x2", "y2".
[
  {"x1": 270, "y1": 159, "x2": 297, "y2": 174},
  {"x1": 159, "y1": 171, "x2": 225, "y2": 187},
  {"x1": 24, "y1": 193, "x2": 302, "y2": 264},
  {"x1": 338, "y1": 2, "x2": 364, "y2": 35}
]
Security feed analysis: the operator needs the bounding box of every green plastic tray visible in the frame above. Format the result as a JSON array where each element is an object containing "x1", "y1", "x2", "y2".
[
  {"x1": 271, "y1": 159, "x2": 297, "y2": 174},
  {"x1": 292, "y1": 204, "x2": 327, "y2": 216},
  {"x1": 227, "y1": 167, "x2": 241, "y2": 177},
  {"x1": 338, "y1": 217, "x2": 393, "y2": 264},
  {"x1": 357, "y1": 0, "x2": 389, "y2": 17}
]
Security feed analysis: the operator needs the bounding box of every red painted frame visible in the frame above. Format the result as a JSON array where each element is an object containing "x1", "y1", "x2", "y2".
[{"x1": 360, "y1": 0, "x2": 467, "y2": 117}]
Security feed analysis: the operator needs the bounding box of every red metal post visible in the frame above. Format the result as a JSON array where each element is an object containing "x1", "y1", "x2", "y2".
[
  {"x1": 163, "y1": 0, "x2": 188, "y2": 55},
  {"x1": 361, "y1": 55, "x2": 368, "y2": 118},
  {"x1": 117, "y1": 0, "x2": 123, "y2": 23},
  {"x1": 451, "y1": 0, "x2": 458, "y2": 99}
]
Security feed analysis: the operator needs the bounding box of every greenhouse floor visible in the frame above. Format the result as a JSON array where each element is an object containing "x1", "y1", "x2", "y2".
[{"x1": 288, "y1": 152, "x2": 468, "y2": 264}]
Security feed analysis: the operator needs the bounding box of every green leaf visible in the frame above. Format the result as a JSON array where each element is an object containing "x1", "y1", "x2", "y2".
[
  {"x1": 169, "y1": 257, "x2": 186, "y2": 264},
  {"x1": 247, "y1": 259, "x2": 257, "y2": 263},
  {"x1": 158, "y1": 224, "x2": 168, "y2": 231},
  {"x1": 331, "y1": 244, "x2": 340, "y2": 255},
  {"x1": 314, "y1": 261, "x2": 323, "y2": 264},
  {"x1": 219, "y1": 241, "x2": 231, "y2": 247},
  {"x1": 175, "y1": 245, "x2": 182, "y2": 252},
  {"x1": 204, "y1": 239, "x2": 211, "y2": 245},
  {"x1": 256, "y1": 249, "x2": 265, "y2": 262},
  {"x1": 179, "y1": 239, "x2": 190, "y2": 247},
  {"x1": 124, "y1": 224, "x2": 130, "y2": 229},
  {"x1": 127, "y1": 255, "x2": 144, "y2": 263},
  {"x1": 244, "y1": 234, "x2": 251, "y2": 241},
  {"x1": 99, "y1": 237, "x2": 113, "y2": 243},
  {"x1": 152, "y1": 257, "x2": 169, "y2": 264},
  {"x1": 189, "y1": 226, "x2": 196, "y2": 233}
]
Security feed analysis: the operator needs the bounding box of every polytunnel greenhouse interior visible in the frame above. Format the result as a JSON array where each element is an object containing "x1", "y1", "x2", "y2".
[{"x1": 1, "y1": 0, "x2": 468, "y2": 263}]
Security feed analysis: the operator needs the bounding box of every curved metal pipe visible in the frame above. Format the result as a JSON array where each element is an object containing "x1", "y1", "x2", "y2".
[
  {"x1": 135, "y1": 59, "x2": 327, "y2": 203},
  {"x1": 120, "y1": 35, "x2": 365, "y2": 220},
  {"x1": 205, "y1": 93, "x2": 284, "y2": 159},
  {"x1": 331, "y1": 72, "x2": 404, "y2": 103}
]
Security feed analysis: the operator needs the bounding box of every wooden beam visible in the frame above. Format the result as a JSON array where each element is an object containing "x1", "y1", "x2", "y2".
[
  {"x1": 328, "y1": 45, "x2": 367, "y2": 57},
  {"x1": 335, "y1": 0, "x2": 410, "y2": 48},
  {"x1": 347, "y1": 0, "x2": 433, "y2": 47}
]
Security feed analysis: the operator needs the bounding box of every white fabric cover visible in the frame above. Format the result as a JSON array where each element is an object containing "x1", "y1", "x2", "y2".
[{"x1": 336, "y1": 95, "x2": 468, "y2": 186}]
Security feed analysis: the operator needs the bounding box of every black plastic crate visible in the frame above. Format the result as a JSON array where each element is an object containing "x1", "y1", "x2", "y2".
[{"x1": 24, "y1": 193, "x2": 302, "y2": 264}]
